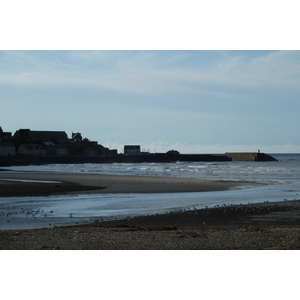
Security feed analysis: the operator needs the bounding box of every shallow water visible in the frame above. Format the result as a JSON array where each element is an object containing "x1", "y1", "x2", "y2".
[{"x1": 1, "y1": 153, "x2": 299, "y2": 229}]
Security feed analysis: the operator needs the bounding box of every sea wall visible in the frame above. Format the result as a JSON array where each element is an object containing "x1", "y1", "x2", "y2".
[
  {"x1": 0, "y1": 153, "x2": 230, "y2": 166},
  {"x1": 225, "y1": 152, "x2": 277, "y2": 162},
  {"x1": 0, "y1": 152, "x2": 277, "y2": 167}
]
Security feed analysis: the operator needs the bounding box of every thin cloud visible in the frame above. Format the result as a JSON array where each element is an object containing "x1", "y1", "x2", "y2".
[{"x1": 2, "y1": 50, "x2": 300, "y2": 94}]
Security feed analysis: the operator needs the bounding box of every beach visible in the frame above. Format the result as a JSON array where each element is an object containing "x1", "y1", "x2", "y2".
[
  {"x1": 1, "y1": 172, "x2": 300, "y2": 249},
  {"x1": 1, "y1": 199, "x2": 300, "y2": 250},
  {"x1": 0, "y1": 172, "x2": 244, "y2": 196}
]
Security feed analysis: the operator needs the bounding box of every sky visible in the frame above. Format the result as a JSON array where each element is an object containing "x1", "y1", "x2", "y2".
[{"x1": 1, "y1": 50, "x2": 300, "y2": 153}]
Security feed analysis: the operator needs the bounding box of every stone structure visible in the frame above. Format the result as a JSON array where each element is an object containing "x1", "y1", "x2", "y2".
[
  {"x1": 124, "y1": 145, "x2": 141, "y2": 155},
  {"x1": 225, "y1": 152, "x2": 277, "y2": 162}
]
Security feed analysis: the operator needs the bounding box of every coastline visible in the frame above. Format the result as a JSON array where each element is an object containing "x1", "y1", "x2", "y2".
[{"x1": 1, "y1": 199, "x2": 300, "y2": 250}]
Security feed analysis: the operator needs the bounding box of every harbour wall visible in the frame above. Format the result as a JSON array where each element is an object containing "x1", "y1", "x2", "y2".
[
  {"x1": 0, "y1": 152, "x2": 277, "y2": 167},
  {"x1": 225, "y1": 152, "x2": 277, "y2": 162}
]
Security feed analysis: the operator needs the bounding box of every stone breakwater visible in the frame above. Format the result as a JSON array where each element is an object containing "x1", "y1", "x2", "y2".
[
  {"x1": 225, "y1": 152, "x2": 277, "y2": 161},
  {"x1": 0, "y1": 152, "x2": 277, "y2": 167}
]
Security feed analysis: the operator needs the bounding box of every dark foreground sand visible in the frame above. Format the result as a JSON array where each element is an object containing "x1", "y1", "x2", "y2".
[{"x1": 1, "y1": 199, "x2": 300, "y2": 250}]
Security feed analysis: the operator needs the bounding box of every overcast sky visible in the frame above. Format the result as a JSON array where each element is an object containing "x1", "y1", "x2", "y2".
[{"x1": 1, "y1": 50, "x2": 300, "y2": 153}]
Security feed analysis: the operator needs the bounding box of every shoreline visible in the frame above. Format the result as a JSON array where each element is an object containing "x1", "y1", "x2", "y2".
[
  {"x1": 1, "y1": 199, "x2": 300, "y2": 249},
  {"x1": 0, "y1": 172, "x2": 251, "y2": 196}
]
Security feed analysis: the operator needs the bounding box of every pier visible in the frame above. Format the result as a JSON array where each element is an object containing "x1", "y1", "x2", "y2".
[{"x1": 0, "y1": 152, "x2": 277, "y2": 167}]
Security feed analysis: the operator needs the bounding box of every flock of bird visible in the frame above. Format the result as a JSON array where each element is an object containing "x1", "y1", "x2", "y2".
[
  {"x1": 1, "y1": 207, "x2": 54, "y2": 223},
  {"x1": 0, "y1": 206, "x2": 121, "y2": 227},
  {"x1": 1, "y1": 198, "x2": 300, "y2": 228}
]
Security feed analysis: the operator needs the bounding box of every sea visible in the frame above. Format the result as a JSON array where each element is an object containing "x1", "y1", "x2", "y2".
[{"x1": 1, "y1": 153, "x2": 300, "y2": 230}]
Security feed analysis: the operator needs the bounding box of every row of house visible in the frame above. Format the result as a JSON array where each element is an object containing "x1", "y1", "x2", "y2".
[
  {"x1": 13, "y1": 129, "x2": 69, "y2": 144},
  {"x1": 17, "y1": 143, "x2": 69, "y2": 157},
  {"x1": 0, "y1": 127, "x2": 117, "y2": 157},
  {"x1": 1, "y1": 127, "x2": 174, "y2": 158}
]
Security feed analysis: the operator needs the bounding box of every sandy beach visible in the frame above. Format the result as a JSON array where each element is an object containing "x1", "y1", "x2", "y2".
[{"x1": 0, "y1": 172, "x2": 245, "y2": 196}]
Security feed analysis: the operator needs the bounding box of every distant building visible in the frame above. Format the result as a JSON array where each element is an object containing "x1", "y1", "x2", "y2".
[
  {"x1": 0, "y1": 127, "x2": 12, "y2": 140},
  {"x1": 14, "y1": 129, "x2": 68, "y2": 144},
  {"x1": 71, "y1": 132, "x2": 83, "y2": 142},
  {"x1": 98, "y1": 145, "x2": 115, "y2": 157},
  {"x1": 166, "y1": 150, "x2": 180, "y2": 156},
  {"x1": 43, "y1": 142, "x2": 69, "y2": 157},
  {"x1": 56, "y1": 145, "x2": 69, "y2": 157},
  {"x1": 43, "y1": 142, "x2": 56, "y2": 156},
  {"x1": 13, "y1": 129, "x2": 31, "y2": 141},
  {"x1": 2, "y1": 132, "x2": 12, "y2": 139},
  {"x1": 124, "y1": 145, "x2": 141, "y2": 155},
  {"x1": 2, "y1": 127, "x2": 120, "y2": 158},
  {"x1": 109, "y1": 149, "x2": 118, "y2": 156},
  {"x1": 18, "y1": 144, "x2": 47, "y2": 157},
  {"x1": 0, "y1": 141, "x2": 15, "y2": 156},
  {"x1": 84, "y1": 147, "x2": 97, "y2": 157}
]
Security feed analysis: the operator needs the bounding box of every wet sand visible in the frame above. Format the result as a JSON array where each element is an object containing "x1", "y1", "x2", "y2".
[
  {"x1": 1, "y1": 199, "x2": 300, "y2": 250},
  {"x1": 0, "y1": 172, "x2": 245, "y2": 196}
]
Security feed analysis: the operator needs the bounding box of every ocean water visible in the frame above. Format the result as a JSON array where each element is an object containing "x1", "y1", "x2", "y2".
[{"x1": 1, "y1": 153, "x2": 300, "y2": 229}]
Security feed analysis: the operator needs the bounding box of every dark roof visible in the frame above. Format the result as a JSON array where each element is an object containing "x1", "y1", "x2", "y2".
[
  {"x1": 167, "y1": 150, "x2": 180, "y2": 155},
  {"x1": 14, "y1": 129, "x2": 68, "y2": 143},
  {"x1": 124, "y1": 145, "x2": 141, "y2": 149}
]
